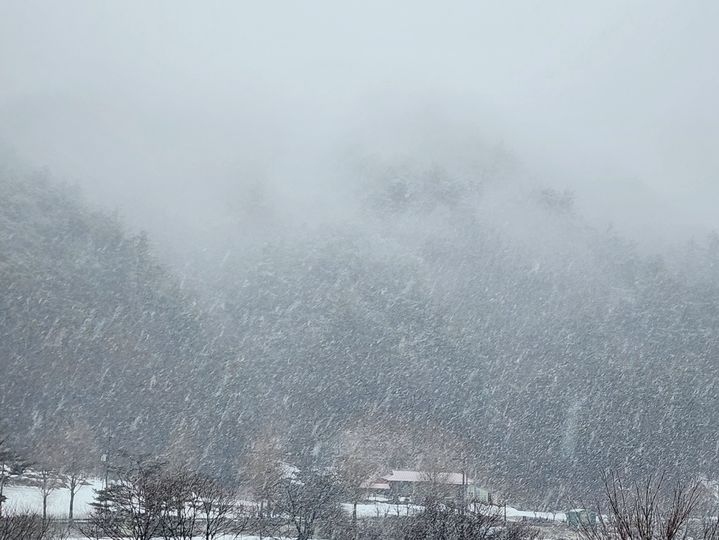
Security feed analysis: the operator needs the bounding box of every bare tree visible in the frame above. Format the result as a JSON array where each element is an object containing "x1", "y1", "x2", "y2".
[
  {"x1": 335, "y1": 452, "x2": 381, "y2": 537},
  {"x1": 0, "y1": 440, "x2": 12, "y2": 520},
  {"x1": 82, "y1": 454, "x2": 166, "y2": 540},
  {"x1": 699, "y1": 511, "x2": 719, "y2": 540},
  {"x1": 397, "y1": 501, "x2": 504, "y2": 540},
  {"x1": 416, "y1": 469, "x2": 460, "y2": 508},
  {"x1": 83, "y1": 458, "x2": 245, "y2": 540},
  {"x1": 0, "y1": 438, "x2": 25, "y2": 519},
  {"x1": 194, "y1": 474, "x2": 245, "y2": 540},
  {"x1": 38, "y1": 467, "x2": 61, "y2": 521},
  {"x1": 274, "y1": 467, "x2": 344, "y2": 540},
  {"x1": 244, "y1": 431, "x2": 285, "y2": 531},
  {"x1": 158, "y1": 468, "x2": 199, "y2": 540},
  {"x1": 500, "y1": 522, "x2": 542, "y2": 540},
  {"x1": 58, "y1": 419, "x2": 97, "y2": 525},
  {"x1": 0, "y1": 510, "x2": 53, "y2": 540},
  {"x1": 33, "y1": 418, "x2": 97, "y2": 525},
  {"x1": 579, "y1": 471, "x2": 702, "y2": 540}
]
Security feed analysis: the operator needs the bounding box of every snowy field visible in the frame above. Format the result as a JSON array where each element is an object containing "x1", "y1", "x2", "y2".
[
  {"x1": 1, "y1": 479, "x2": 101, "y2": 518},
  {"x1": 2, "y1": 481, "x2": 298, "y2": 539},
  {"x1": 4, "y1": 479, "x2": 567, "y2": 525},
  {"x1": 347, "y1": 501, "x2": 567, "y2": 523},
  {"x1": 342, "y1": 501, "x2": 424, "y2": 518},
  {"x1": 3, "y1": 479, "x2": 569, "y2": 540},
  {"x1": 504, "y1": 506, "x2": 566, "y2": 522}
]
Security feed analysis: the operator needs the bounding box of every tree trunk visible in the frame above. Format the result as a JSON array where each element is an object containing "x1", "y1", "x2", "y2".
[
  {"x1": 0, "y1": 475, "x2": 5, "y2": 518},
  {"x1": 259, "y1": 499, "x2": 264, "y2": 540},
  {"x1": 353, "y1": 501, "x2": 358, "y2": 540},
  {"x1": 69, "y1": 485, "x2": 75, "y2": 524},
  {"x1": 42, "y1": 493, "x2": 48, "y2": 521}
]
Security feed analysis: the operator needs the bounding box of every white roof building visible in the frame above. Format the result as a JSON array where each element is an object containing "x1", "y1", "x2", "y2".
[{"x1": 381, "y1": 470, "x2": 473, "y2": 485}]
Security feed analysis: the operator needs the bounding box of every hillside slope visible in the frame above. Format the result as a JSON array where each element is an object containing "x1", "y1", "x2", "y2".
[{"x1": 2, "y1": 171, "x2": 719, "y2": 506}]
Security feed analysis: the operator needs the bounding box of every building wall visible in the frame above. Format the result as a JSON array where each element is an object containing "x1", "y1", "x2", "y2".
[{"x1": 388, "y1": 481, "x2": 471, "y2": 502}]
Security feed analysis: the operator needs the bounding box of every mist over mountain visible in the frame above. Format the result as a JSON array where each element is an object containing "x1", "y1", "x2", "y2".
[
  {"x1": 2, "y1": 1, "x2": 719, "y2": 526},
  {"x1": 2, "y1": 163, "x2": 719, "y2": 508}
]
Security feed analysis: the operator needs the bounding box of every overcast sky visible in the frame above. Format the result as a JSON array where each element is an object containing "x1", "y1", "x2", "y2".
[{"x1": 1, "y1": 1, "x2": 718, "y2": 250}]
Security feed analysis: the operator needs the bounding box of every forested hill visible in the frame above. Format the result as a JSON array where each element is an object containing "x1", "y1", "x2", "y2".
[
  {"x1": 0, "y1": 173, "x2": 224, "y2": 462},
  {"x1": 2, "y1": 171, "x2": 719, "y2": 507}
]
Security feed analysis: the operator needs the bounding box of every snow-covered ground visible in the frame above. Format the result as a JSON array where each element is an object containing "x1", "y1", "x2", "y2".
[
  {"x1": 504, "y1": 505, "x2": 566, "y2": 522},
  {"x1": 1, "y1": 479, "x2": 102, "y2": 518},
  {"x1": 3, "y1": 479, "x2": 568, "y2": 540},
  {"x1": 342, "y1": 501, "x2": 424, "y2": 518},
  {"x1": 4, "y1": 479, "x2": 568, "y2": 524},
  {"x1": 346, "y1": 501, "x2": 567, "y2": 522}
]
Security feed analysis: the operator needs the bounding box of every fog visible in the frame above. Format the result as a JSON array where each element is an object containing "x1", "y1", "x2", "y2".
[
  {"x1": 2, "y1": 1, "x2": 718, "y2": 256},
  {"x1": 3, "y1": 2, "x2": 719, "y2": 532}
]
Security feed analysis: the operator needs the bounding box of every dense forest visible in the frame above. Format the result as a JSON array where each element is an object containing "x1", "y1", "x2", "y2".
[{"x1": 2, "y1": 169, "x2": 719, "y2": 508}]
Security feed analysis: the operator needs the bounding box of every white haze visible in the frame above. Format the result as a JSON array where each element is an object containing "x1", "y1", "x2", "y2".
[{"x1": 1, "y1": 0, "x2": 718, "y2": 257}]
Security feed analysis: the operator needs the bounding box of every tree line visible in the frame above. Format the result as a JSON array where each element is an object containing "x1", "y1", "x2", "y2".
[{"x1": 4, "y1": 435, "x2": 719, "y2": 540}]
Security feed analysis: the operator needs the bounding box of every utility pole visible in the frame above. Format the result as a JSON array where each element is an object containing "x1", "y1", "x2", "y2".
[{"x1": 461, "y1": 461, "x2": 467, "y2": 515}]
